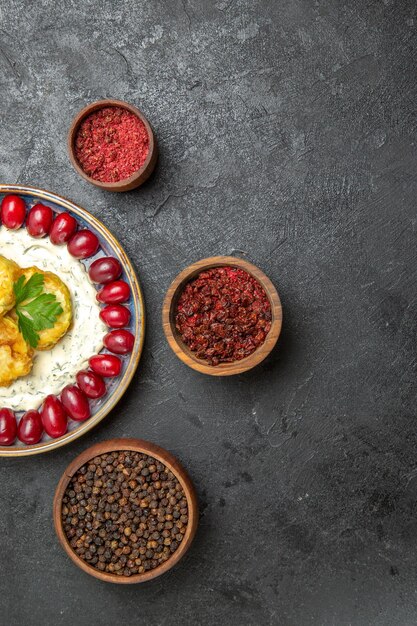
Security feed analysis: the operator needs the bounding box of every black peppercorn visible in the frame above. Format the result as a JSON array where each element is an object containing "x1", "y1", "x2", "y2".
[{"x1": 62, "y1": 450, "x2": 189, "y2": 576}]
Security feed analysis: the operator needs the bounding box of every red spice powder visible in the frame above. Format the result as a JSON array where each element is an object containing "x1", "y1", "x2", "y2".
[
  {"x1": 74, "y1": 106, "x2": 149, "y2": 183},
  {"x1": 175, "y1": 266, "x2": 272, "y2": 365}
]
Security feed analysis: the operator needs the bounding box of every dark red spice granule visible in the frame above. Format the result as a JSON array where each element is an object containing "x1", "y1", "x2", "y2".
[
  {"x1": 74, "y1": 106, "x2": 149, "y2": 183},
  {"x1": 175, "y1": 266, "x2": 272, "y2": 365}
]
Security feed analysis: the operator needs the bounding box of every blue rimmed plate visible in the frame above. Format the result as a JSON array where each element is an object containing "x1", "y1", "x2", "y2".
[{"x1": 0, "y1": 184, "x2": 145, "y2": 456}]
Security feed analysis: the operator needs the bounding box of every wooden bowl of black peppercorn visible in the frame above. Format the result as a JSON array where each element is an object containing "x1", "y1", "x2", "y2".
[{"x1": 53, "y1": 438, "x2": 198, "y2": 583}]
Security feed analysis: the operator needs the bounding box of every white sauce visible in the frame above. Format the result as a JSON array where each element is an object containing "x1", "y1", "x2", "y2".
[{"x1": 0, "y1": 227, "x2": 106, "y2": 411}]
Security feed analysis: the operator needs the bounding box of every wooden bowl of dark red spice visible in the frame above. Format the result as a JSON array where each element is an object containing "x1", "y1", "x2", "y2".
[
  {"x1": 162, "y1": 256, "x2": 282, "y2": 376},
  {"x1": 53, "y1": 438, "x2": 198, "y2": 584},
  {"x1": 68, "y1": 99, "x2": 158, "y2": 192}
]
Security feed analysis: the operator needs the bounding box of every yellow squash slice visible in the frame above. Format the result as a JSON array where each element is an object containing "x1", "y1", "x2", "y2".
[
  {"x1": 20, "y1": 267, "x2": 73, "y2": 351},
  {"x1": 0, "y1": 255, "x2": 21, "y2": 317},
  {"x1": 0, "y1": 315, "x2": 33, "y2": 387}
]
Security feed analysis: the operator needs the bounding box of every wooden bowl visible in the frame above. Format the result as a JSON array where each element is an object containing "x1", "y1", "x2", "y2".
[
  {"x1": 162, "y1": 256, "x2": 282, "y2": 376},
  {"x1": 68, "y1": 99, "x2": 158, "y2": 192},
  {"x1": 53, "y1": 438, "x2": 198, "y2": 584}
]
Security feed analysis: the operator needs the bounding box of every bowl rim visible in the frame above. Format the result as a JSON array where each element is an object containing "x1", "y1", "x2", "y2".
[
  {"x1": 0, "y1": 184, "x2": 145, "y2": 457},
  {"x1": 67, "y1": 99, "x2": 156, "y2": 190},
  {"x1": 162, "y1": 255, "x2": 283, "y2": 376},
  {"x1": 53, "y1": 438, "x2": 199, "y2": 584}
]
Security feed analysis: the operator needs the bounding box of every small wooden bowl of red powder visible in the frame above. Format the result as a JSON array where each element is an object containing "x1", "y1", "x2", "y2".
[
  {"x1": 162, "y1": 256, "x2": 283, "y2": 376},
  {"x1": 68, "y1": 99, "x2": 158, "y2": 192}
]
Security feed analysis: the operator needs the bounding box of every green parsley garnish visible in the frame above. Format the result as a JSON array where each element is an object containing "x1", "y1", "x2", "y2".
[{"x1": 13, "y1": 273, "x2": 63, "y2": 348}]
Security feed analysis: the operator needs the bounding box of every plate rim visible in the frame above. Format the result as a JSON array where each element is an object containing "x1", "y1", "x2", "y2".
[{"x1": 0, "y1": 184, "x2": 145, "y2": 457}]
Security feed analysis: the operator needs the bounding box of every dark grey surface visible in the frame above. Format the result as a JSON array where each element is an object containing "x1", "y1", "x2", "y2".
[{"x1": 0, "y1": 1, "x2": 416, "y2": 624}]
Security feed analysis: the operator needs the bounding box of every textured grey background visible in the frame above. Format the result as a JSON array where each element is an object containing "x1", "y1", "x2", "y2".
[{"x1": 0, "y1": 1, "x2": 416, "y2": 624}]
